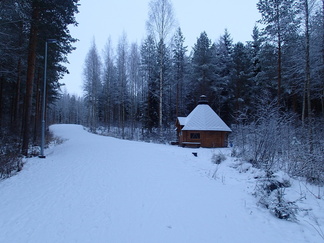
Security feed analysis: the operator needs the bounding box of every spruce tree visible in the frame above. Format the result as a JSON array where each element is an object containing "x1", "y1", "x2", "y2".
[
  {"x1": 212, "y1": 29, "x2": 234, "y2": 121},
  {"x1": 231, "y1": 42, "x2": 251, "y2": 122},
  {"x1": 190, "y1": 31, "x2": 214, "y2": 109},
  {"x1": 140, "y1": 35, "x2": 159, "y2": 130},
  {"x1": 172, "y1": 27, "x2": 188, "y2": 117}
]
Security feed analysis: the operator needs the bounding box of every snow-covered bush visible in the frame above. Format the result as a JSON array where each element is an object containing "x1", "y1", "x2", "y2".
[
  {"x1": 211, "y1": 152, "x2": 226, "y2": 164},
  {"x1": 28, "y1": 146, "x2": 41, "y2": 157},
  {"x1": 254, "y1": 173, "x2": 298, "y2": 221},
  {"x1": 0, "y1": 153, "x2": 22, "y2": 179},
  {"x1": 238, "y1": 162, "x2": 252, "y2": 173},
  {"x1": 268, "y1": 188, "x2": 298, "y2": 221},
  {"x1": 231, "y1": 95, "x2": 324, "y2": 185},
  {"x1": 231, "y1": 99, "x2": 281, "y2": 172},
  {"x1": 0, "y1": 134, "x2": 22, "y2": 179},
  {"x1": 285, "y1": 119, "x2": 324, "y2": 185}
]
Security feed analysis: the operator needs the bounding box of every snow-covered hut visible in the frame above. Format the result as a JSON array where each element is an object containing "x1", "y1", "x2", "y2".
[{"x1": 175, "y1": 95, "x2": 232, "y2": 148}]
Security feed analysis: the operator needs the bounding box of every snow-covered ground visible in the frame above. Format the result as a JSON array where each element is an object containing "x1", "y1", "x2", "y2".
[{"x1": 0, "y1": 124, "x2": 323, "y2": 243}]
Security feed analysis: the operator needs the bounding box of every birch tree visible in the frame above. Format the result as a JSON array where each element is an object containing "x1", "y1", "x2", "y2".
[
  {"x1": 83, "y1": 40, "x2": 102, "y2": 131},
  {"x1": 116, "y1": 33, "x2": 129, "y2": 138},
  {"x1": 128, "y1": 42, "x2": 141, "y2": 136},
  {"x1": 147, "y1": 0, "x2": 175, "y2": 128},
  {"x1": 101, "y1": 37, "x2": 117, "y2": 129}
]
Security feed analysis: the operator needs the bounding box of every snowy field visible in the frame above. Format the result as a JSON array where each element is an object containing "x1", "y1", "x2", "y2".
[{"x1": 0, "y1": 124, "x2": 323, "y2": 243}]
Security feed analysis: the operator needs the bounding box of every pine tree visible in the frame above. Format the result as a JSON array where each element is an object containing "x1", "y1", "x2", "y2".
[
  {"x1": 311, "y1": 0, "x2": 324, "y2": 117},
  {"x1": 0, "y1": 0, "x2": 29, "y2": 132},
  {"x1": 257, "y1": 0, "x2": 300, "y2": 105},
  {"x1": 0, "y1": 0, "x2": 79, "y2": 155}
]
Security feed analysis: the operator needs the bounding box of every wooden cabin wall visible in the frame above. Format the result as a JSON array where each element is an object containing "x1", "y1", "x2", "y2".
[{"x1": 181, "y1": 130, "x2": 228, "y2": 148}]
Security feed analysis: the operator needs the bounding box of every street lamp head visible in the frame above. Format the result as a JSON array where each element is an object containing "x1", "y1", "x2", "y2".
[{"x1": 47, "y1": 39, "x2": 58, "y2": 44}]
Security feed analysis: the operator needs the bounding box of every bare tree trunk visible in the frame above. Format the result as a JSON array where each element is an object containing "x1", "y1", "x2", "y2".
[
  {"x1": 302, "y1": 81, "x2": 306, "y2": 124},
  {"x1": 12, "y1": 21, "x2": 24, "y2": 131},
  {"x1": 33, "y1": 70, "x2": 41, "y2": 144},
  {"x1": 147, "y1": 0, "x2": 175, "y2": 130},
  {"x1": 275, "y1": 2, "x2": 282, "y2": 106},
  {"x1": 176, "y1": 81, "x2": 179, "y2": 118},
  {"x1": 12, "y1": 59, "x2": 22, "y2": 130},
  {"x1": 305, "y1": 0, "x2": 311, "y2": 119},
  {"x1": 292, "y1": 91, "x2": 297, "y2": 113},
  {"x1": 121, "y1": 87, "x2": 125, "y2": 139},
  {"x1": 278, "y1": 39, "x2": 282, "y2": 106},
  {"x1": 304, "y1": 0, "x2": 313, "y2": 153},
  {"x1": 159, "y1": 56, "x2": 163, "y2": 129},
  {"x1": 22, "y1": 3, "x2": 39, "y2": 155},
  {"x1": 0, "y1": 76, "x2": 3, "y2": 128},
  {"x1": 322, "y1": 0, "x2": 324, "y2": 119}
]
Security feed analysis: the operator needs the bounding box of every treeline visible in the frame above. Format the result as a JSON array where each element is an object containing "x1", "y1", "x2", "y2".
[
  {"x1": 49, "y1": 0, "x2": 324, "y2": 184},
  {"x1": 52, "y1": 0, "x2": 323, "y2": 133}
]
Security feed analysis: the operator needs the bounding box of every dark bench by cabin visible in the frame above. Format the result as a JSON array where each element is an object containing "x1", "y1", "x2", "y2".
[{"x1": 181, "y1": 142, "x2": 201, "y2": 148}]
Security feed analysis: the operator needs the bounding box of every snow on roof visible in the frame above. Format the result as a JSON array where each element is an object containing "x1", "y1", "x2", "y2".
[
  {"x1": 181, "y1": 104, "x2": 232, "y2": 132},
  {"x1": 177, "y1": 117, "x2": 187, "y2": 126}
]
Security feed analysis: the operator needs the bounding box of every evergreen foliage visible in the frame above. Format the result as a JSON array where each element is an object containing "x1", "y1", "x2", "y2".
[
  {"x1": 172, "y1": 27, "x2": 188, "y2": 117},
  {"x1": 0, "y1": 0, "x2": 79, "y2": 175}
]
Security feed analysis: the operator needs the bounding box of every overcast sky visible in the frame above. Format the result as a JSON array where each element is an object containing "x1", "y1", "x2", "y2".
[{"x1": 62, "y1": 0, "x2": 261, "y2": 96}]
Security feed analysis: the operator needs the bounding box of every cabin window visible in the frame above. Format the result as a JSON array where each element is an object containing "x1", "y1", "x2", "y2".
[{"x1": 190, "y1": 133, "x2": 200, "y2": 139}]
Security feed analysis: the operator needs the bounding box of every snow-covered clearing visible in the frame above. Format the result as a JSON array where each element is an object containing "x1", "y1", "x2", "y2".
[{"x1": 0, "y1": 124, "x2": 323, "y2": 243}]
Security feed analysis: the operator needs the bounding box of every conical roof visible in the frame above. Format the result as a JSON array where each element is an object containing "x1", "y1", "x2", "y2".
[{"x1": 181, "y1": 104, "x2": 232, "y2": 132}]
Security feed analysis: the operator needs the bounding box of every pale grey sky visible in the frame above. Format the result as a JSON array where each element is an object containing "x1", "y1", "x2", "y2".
[{"x1": 62, "y1": 0, "x2": 261, "y2": 96}]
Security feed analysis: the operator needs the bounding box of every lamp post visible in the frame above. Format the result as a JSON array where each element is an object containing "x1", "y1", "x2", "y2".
[{"x1": 39, "y1": 39, "x2": 57, "y2": 158}]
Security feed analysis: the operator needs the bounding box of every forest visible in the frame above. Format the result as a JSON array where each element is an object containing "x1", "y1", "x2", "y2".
[{"x1": 1, "y1": 0, "x2": 324, "y2": 184}]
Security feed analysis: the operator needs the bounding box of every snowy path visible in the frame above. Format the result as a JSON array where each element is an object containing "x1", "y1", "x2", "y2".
[{"x1": 0, "y1": 124, "x2": 322, "y2": 242}]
